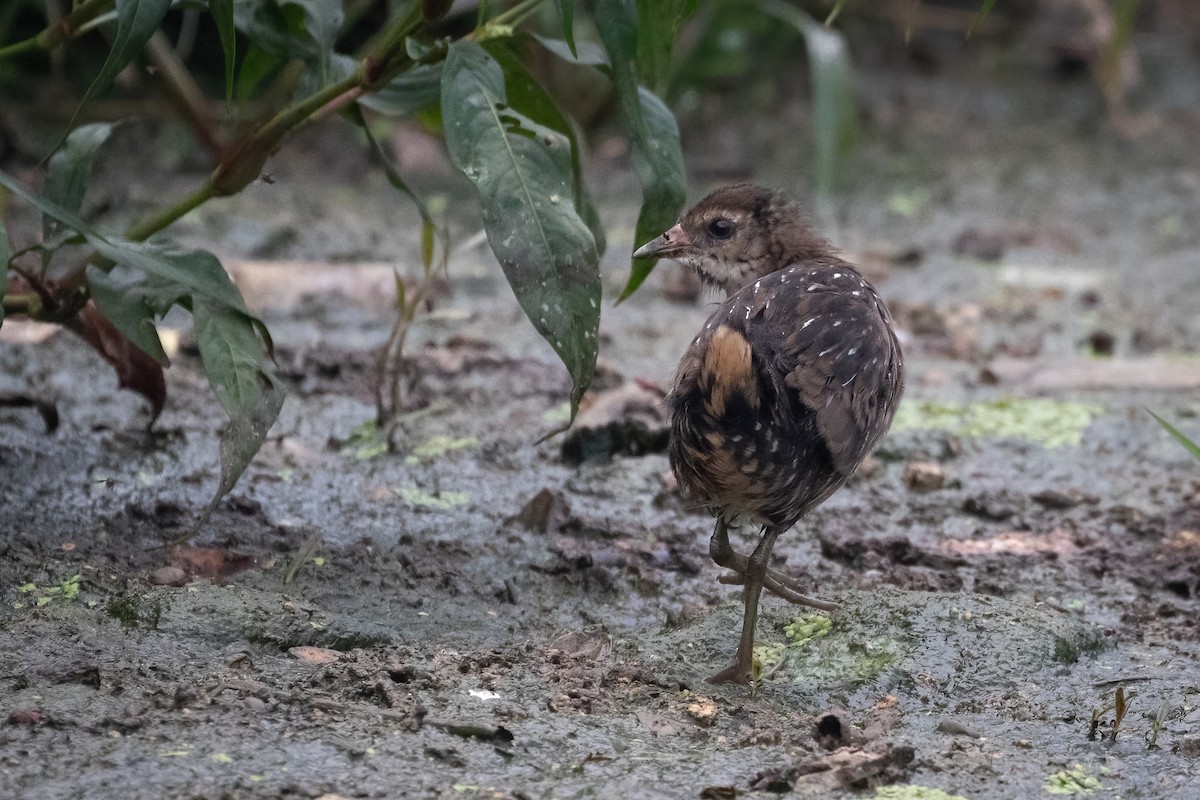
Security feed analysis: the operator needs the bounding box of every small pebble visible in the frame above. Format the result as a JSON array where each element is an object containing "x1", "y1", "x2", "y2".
[
  {"x1": 903, "y1": 461, "x2": 946, "y2": 491},
  {"x1": 149, "y1": 566, "x2": 188, "y2": 587},
  {"x1": 686, "y1": 698, "x2": 719, "y2": 728}
]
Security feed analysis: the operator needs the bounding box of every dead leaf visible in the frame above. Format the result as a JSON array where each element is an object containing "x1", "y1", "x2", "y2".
[
  {"x1": 65, "y1": 302, "x2": 166, "y2": 420},
  {"x1": 169, "y1": 546, "x2": 255, "y2": 578},
  {"x1": 289, "y1": 646, "x2": 341, "y2": 665}
]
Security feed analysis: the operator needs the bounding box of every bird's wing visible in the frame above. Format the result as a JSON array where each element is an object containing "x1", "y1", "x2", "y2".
[{"x1": 735, "y1": 267, "x2": 904, "y2": 476}]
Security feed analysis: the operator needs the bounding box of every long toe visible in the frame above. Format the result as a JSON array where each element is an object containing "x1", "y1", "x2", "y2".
[
  {"x1": 716, "y1": 563, "x2": 837, "y2": 611},
  {"x1": 708, "y1": 657, "x2": 754, "y2": 685}
]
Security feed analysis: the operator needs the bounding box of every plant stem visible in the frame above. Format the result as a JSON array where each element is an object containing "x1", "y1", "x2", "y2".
[
  {"x1": 0, "y1": 0, "x2": 111, "y2": 59},
  {"x1": 490, "y1": 0, "x2": 547, "y2": 28},
  {"x1": 124, "y1": 180, "x2": 216, "y2": 243}
]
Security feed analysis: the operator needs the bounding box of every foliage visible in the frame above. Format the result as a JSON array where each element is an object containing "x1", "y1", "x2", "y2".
[
  {"x1": 1148, "y1": 410, "x2": 1200, "y2": 462},
  {"x1": 0, "y1": 0, "x2": 694, "y2": 530}
]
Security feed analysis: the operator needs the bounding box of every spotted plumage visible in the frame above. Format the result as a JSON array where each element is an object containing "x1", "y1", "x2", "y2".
[{"x1": 634, "y1": 183, "x2": 904, "y2": 685}]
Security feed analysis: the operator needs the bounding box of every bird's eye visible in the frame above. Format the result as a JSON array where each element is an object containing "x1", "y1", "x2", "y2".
[{"x1": 707, "y1": 218, "x2": 734, "y2": 240}]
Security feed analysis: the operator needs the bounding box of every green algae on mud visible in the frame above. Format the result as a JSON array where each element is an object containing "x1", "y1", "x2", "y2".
[{"x1": 892, "y1": 398, "x2": 1101, "y2": 448}]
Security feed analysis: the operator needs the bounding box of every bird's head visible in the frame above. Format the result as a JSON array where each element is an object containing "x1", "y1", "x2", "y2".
[{"x1": 633, "y1": 183, "x2": 833, "y2": 296}]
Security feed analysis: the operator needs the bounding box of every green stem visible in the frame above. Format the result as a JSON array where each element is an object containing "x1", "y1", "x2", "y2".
[
  {"x1": 123, "y1": 179, "x2": 216, "y2": 243},
  {"x1": 490, "y1": 0, "x2": 547, "y2": 28},
  {"x1": 0, "y1": 0, "x2": 111, "y2": 59}
]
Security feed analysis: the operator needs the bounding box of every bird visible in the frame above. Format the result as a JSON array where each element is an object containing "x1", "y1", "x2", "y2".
[{"x1": 633, "y1": 183, "x2": 904, "y2": 685}]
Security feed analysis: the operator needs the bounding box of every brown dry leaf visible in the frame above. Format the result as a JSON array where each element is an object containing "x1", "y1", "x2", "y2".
[
  {"x1": 942, "y1": 527, "x2": 1078, "y2": 558},
  {"x1": 65, "y1": 302, "x2": 166, "y2": 419},
  {"x1": 170, "y1": 546, "x2": 255, "y2": 578},
  {"x1": 289, "y1": 646, "x2": 341, "y2": 665}
]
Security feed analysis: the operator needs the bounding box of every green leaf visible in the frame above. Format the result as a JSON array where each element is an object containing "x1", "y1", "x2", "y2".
[
  {"x1": 531, "y1": 34, "x2": 610, "y2": 68},
  {"x1": 1148, "y1": 410, "x2": 1200, "y2": 463},
  {"x1": 0, "y1": 168, "x2": 255, "y2": 316},
  {"x1": 441, "y1": 41, "x2": 600, "y2": 424},
  {"x1": 1, "y1": 165, "x2": 282, "y2": 516},
  {"x1": 86, "y1": 265, "x2": 170, "y2": 365},
  {"x1": 635, "y1": 0, "x2": 681, "y2": 93},
  {"x1": 359, "y1": 62, "x2": 445, "y2": 117},
  {"x1": 83, "y1": 0, "x2": 172, "y2": 101},
  {"x1": 761, "y1": 0, "x2": 858, "y2": 197},
  {"x1": 209, "y1": 0, "x2": 237, "y2": 102},
  {"x1": 190, "y1": 298, "x2": 286, "y2": 533},
  {"x1": 595, "y1": 0, "x2": 687, "y2": 301},
  {"x1": 233, "y1": 1, "x2": 317, "y2": 60},
  {"x1": 488, "y1": 40, "x2": 605, "y2": 254},
  {"x1": 43, "y1": 122, "x2": 116, "y2": 242},
  {"x1": 618, "y1": 90, "x2": 687, "y2": 300},
  {"x1": 235, "y1": 42, "x2": 283, "y2": 102},
  {"x1": 554, "y1": 0, "x2": 577, "y2": 57}
]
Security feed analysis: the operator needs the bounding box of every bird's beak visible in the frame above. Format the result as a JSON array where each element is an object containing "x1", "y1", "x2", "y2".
[{"x1": 633, "y1": 223, "x2": 689, "y2": 259}]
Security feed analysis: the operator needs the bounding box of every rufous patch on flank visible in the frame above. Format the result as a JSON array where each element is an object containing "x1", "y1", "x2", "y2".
[{"x1": 699, "y1": 325, "x2": 759, "y2": 418}]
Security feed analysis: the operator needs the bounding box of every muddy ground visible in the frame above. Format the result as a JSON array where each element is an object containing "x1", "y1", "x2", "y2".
[{"x1": 4, "y1": 18, "x2": 1200, "y2": 800}]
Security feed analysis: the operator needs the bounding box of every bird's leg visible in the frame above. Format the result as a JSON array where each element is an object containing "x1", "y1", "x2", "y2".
[
  {"x1": 709, "y1": 516, "x2": 739, "y2": 570},
  {"x1": 708, "y1": 526, "x2": 781, "y2": 684},
  {"x1": 710, "y1": 518, "x2": 836, "y2": 612}
]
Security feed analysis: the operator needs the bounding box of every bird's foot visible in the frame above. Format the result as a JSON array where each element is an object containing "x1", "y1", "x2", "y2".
[
  {"x1": 707, "y1": 657, "x2": 754, "y2": 685},
  {"x1": 717, "y1": 567, "x2": 838, "y2": 612}
]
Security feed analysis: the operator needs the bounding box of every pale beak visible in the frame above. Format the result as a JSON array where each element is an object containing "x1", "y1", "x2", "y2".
[{"x1": 632, "y1": 223, "x2": 689, "y2": 259}]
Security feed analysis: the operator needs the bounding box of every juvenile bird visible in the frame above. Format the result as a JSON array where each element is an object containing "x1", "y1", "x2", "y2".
[{"x1": 634, "y1": 184, "x2": 904, "y2": 685}]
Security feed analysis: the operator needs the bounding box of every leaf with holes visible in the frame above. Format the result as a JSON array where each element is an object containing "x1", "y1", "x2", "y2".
[{"x1": 441, "y1": 41, "x2": 599, "y2": 426}]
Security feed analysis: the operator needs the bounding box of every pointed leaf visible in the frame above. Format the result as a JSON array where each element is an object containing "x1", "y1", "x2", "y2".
[
  {"x1": 554, "y1": 0, "x2": 577, "y2": 57},
  {"x1": 762, "y1": 0, "x2": 858, "y2": 197},
  {"x1": 617, "y1": 89, "x2": 686, "y2": 299},
  {"x1": 595, "y1": 0, "x2": 686, "y2": 301},
  {"x1": 635, "y1": 0, "x2": 681, "y2": 94},
  {"x1": 532, "y1": 34, "x2": 610, "y2": 68},
  {"x1": 235, "y1": 42, "x2": 283, "y2": 102},
  {"x1": 191, "y1": 298, "x2": 286, "y2": 532},
  {"x1": 208, "y1": 0, "x2": 237, "y2": 102},
  {"x1": 43, "y1": 122, "x2": 116, "y2": 241},
  {"x1": 441, "y1": 41, "x2": 600, "y2": 422},
  {"x1": 83, "y1": 0, "x2": 172, "y2": 100},
  {"x1": 1148, "y1": 410, "x2": 1200, "y2": 462}
]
